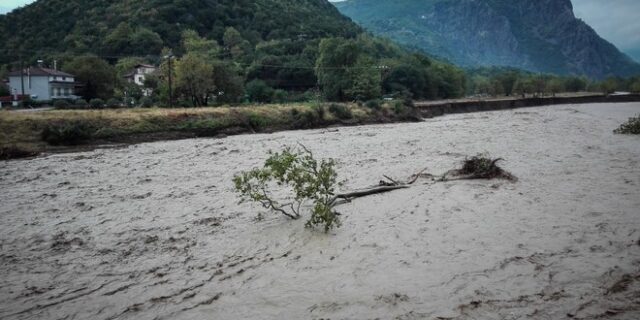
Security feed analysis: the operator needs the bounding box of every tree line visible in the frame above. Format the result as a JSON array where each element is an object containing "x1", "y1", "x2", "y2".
[
  {"x1": 1, "y1": 29, "x2": 474, "y2": 107},
  {"x1": 1, "y1": 30, "x2": 639, "y2": 107},
  {"x1": 466, "y1": 67, "x2": 640, "y2": 98}
]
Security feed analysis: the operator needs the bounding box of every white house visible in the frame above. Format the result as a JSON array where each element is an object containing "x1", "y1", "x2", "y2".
[
  {"x1": 7, "y1": 67, "x2": 78, "y2": 101},
  {"x1": 124, "y1": 64, "x2": 157, "y2": 96}
]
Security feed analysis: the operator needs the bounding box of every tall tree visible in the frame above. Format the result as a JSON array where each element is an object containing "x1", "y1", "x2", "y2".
[
  {"x1": 182, "y1": 29, "x2": 221, "y2": 60},
  {"x1": 63, "y1": 56, "x2": 116, "y2": 100},
  {"x1": 102, "y1": 22, "x2": 133, "y2": 55},
  {"x1": 345, "y1": 57, "x2": 381, "y2": 101},
  {"x1": 384, "y1": 64, "x2": 426, "y2": 98},
  {"x1": 316, "y1": 37, "x2": 362, "y2": 101},
  {"x1": 130, "y1": 27, "x2": 164, "y2": 55},
  {"x1": 175, "y1": 53, "x2": 215, "y2": 106},
  {"x1": 223, "y1": 27, "x2": 250, "y2": 60},
  {"x1": 212, "y1": 61, "x2": 245, "y2": 104}
]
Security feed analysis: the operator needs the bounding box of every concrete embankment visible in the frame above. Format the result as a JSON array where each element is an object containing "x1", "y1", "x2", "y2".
[{"x1": 416, "y1": 94, "x2": 640, "y2": 118}]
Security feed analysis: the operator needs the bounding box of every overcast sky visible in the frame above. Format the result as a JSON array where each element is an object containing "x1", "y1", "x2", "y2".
[
  {"x1": 572, "y1": 0, "x2": 640, "y2": 61},
  {"x1": 1, "y1": 0, "x2": 639, "y2": 61}
]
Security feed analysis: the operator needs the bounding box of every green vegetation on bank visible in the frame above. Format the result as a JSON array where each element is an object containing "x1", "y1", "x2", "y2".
[
  {"x1": 0, "y1": 100, "x2": 417, "y2": 157},
  {"x1": 466, "y1": 67, "x2": 640, "y2": 98}
]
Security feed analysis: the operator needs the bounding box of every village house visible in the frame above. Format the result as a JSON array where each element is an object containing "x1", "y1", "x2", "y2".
[
  {"x1": 7, "y1": 66, "x2": 78, "y2": 102},
  {"x1": 124, "y1": 64, "x2": 157, "y2": 96}
]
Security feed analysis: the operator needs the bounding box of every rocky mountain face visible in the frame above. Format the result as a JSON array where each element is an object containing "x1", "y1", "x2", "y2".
[{"x1": 335, "y1": 0, "x2": 640, "y2": 78}]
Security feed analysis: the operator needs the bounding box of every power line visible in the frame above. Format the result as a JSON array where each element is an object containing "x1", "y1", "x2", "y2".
[{"x1": 0, "y1": 48, "x2": 391, "y2": 71}]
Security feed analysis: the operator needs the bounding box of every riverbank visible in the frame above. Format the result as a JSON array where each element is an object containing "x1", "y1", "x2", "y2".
[
  {"x1": 415, "y1": 93, "x2": 640, "y2": 117},
  {"x1": 1, "y1": 103, "x2": 638, "y2": 319},
  {"x1": 0, "y1": 102, "x2": 417, "y2": 160},
  {"x1": 1, "y1": 93, "x2": 639, "y2": 160}
]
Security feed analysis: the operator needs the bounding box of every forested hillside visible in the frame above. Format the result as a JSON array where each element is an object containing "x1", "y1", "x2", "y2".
[
  {"x1": 0, "y1": 0, "x2": 472, "y2": 104},
  {"x1": 0, "y1": 0, "x2": 359, "y2": 59}
]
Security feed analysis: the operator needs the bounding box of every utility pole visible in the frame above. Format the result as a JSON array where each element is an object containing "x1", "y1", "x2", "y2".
[
  {"x1": 164, "y1": 53, "x2": 174, "y2": 108},
  {"x1": 20, "y1": 54, "x2": 25, "y2": 98}
]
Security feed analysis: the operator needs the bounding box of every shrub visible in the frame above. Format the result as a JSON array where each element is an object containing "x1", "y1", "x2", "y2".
[
  {"x1": 74, "y1": 99, "x2": 88, "y2": 109},
  {"x1": 631, "y1": 81, "x2": 640, "y2": 94},
  {"x1": 272, "y1": 89, "x2": 288, "y2": 103},
  {"x1": 178, "y1": 99, "x2": 194, "y2": 108},
  {"x1": 106, "y1": 98, "x2": 121, "y2": 108},
  {"x1": 328, "y1": 103, "x2": 353, "y2": 120},
  {"x1": 89, "y1": 98, "x2": 105, "y2": 109},
  {"x1": 41, "y1": 121, "x2": 94, "y2": 145},
  {"x1": 53, "y1": 99, "x2": 71, "y2": 109},
  {"x1": 393, "y1": 101, "x2": 406, "y2": 115},
  {"x1": 614, "y1": 115, "x2": 640, "y2": 134},
  {"x1": 365, "y1": 99, "x2": 382, "y2": 110},
  {"x1": 247, "y1": 113, "x2": 272, "y2": 130},
  {"x1": 233, "y1": 147, "x2": 341, "y2": 232},
  {"x1": 246, "y1": 79, "x2": 274, "y2": 103},
  {"x1": 19, "y1": 97, "x2": 35, "y2": 108},
  {"x1": 393, "y1": 100, "x2": 421, "y2": 121},
  {"x1": 312, "y1": 104, "x2": 326, "y2": 122},
  {"x1": 290, "y1": 109, "x2": 320, "y2": 129},
  {"x1": 139, "y1": 96, "x2": 154, "y2": 108}
]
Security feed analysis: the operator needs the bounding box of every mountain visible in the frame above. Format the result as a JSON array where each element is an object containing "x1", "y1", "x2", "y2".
[
  {"x1": 334, "y1": 0, "x2": 640, "y2": 79},
  {"x1": 0, "y1": 0, "x2": 361, "y2": 64}
]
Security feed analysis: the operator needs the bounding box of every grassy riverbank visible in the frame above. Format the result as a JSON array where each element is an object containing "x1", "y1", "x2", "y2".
[
  {"x1": 0, "y1": 102, "x2": 417, "y2": 160},
  {"x1": 3, "y1": 93, "x2": 639, "y2": 161}
]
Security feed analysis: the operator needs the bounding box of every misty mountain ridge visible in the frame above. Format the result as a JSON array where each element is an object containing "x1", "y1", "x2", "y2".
[{"x1": 335, "y1": 0, "x2": 640, "y2": 78}]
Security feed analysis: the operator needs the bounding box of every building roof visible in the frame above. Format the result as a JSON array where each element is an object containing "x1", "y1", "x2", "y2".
[
  {"x1": 135, "y1": 64, "x2": 157, "y2": 69},
  {"x1": 123, "y1": 64, "x2": 159, "y2": 79},
  {"x1": 0, "y1": 95, "x2": 30, "y2": 103},
  {"x1": 7, "y1": 67, "x2": 74, "y2": 77}
]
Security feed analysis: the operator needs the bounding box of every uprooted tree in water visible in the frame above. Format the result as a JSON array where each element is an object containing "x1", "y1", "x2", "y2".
[
  {"x1": 614, "y1": 115, "x2": 640, "y2": 135},
  {"x1": 233, "y1": 146, "x2": 408, "y2": 231},
  {"x1": 441, "y1": 155, "x2": 518, "y2": 182},
  {"x1": 234, "y1": 146, "x2": 516, "y2": 232}
]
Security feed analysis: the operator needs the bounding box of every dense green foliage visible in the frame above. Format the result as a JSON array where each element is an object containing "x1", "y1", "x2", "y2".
[
  {"x1": 0, "y1": 83, "x2": 8, "y2": 96},
  {"x1": 465, "y1": 67, "x2": 640, "y2": 97},
  {"x1": 233, "y1": 147, "x2": 341, "y2": 231},
  {"x1": 64, "y1": 56, "x2": 117, "y2": 100},
  {"x1": 0, "y1": 0, "x2": 360, "y2": 63},
  {"x1": 316, "y1": 36, "x2": 466, "y2": 101},
  {"x1": 53, "y1": 99, "x2": 70, "y2": 109},
  {"x1": 89, "y1": 99, "x2": 105, "y2": 109}
]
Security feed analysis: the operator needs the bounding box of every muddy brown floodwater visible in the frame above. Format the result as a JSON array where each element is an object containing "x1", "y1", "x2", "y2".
[{"x1": 1, "y1": 103, "x2": 640, "y2": 319}]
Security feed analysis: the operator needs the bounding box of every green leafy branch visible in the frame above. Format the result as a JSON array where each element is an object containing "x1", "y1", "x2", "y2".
[{"x1": 233, "y1": 145, "x2": 341, "y2": 231}]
